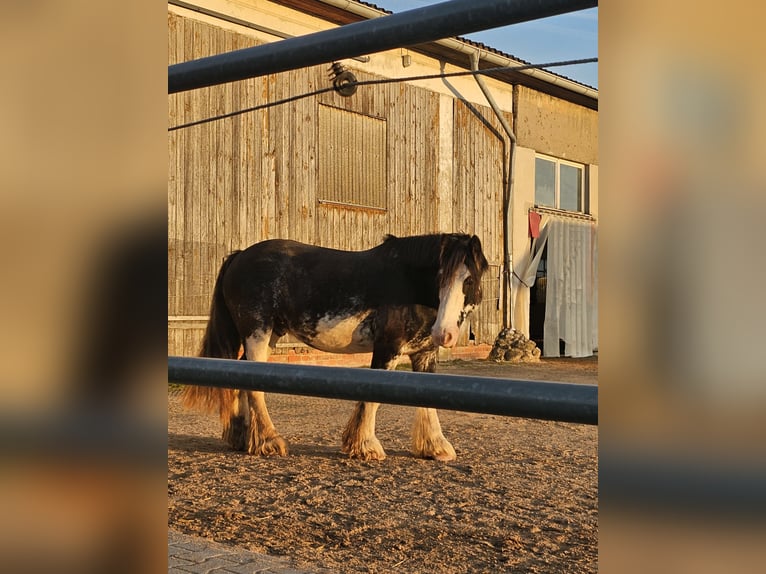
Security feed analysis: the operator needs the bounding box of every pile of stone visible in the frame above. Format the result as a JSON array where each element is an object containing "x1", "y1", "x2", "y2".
[{"x1": 488, "y1": 328, "x2": 541, "y2": 363}]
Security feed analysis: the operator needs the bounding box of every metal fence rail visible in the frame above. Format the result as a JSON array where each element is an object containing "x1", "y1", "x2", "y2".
[
  {"x1": 168, "y1": 0, "x2": 598, "y2": 93},
  {"x1": 168, "y1": 357, "x2": 598, "y2": 425}
]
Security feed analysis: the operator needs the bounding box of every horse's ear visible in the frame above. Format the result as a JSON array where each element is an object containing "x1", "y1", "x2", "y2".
[
  {"x1": 470, "y1": 235, "x2": 489, "y2": 272},
  {"x1": 469, "y1": 235, "x2": 482, "y2": 260}
]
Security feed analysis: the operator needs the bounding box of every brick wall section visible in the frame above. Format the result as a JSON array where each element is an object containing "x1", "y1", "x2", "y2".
[{"x1": 267, "y1": 344, "x2": 492, "y2": 368}]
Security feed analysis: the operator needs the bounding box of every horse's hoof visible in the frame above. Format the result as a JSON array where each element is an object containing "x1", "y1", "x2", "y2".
[
  {"x1": 413, "y1": 438, "x2": 456, "y2": 462},
  {"x1": 346, "y1": 450, "x2": 387, "y2": 461},
  {"x1": 342, "y1": 438, "x2": 387, "y2": 461},
  {"x1": 429, "y1": 450, "x2": 457, "y2": 462},
  {"x1": 249, "y1": 434, "x2": 289, "y2": 456},
  {"x1": 357, "y1": 449, "x2": 387, "y2": 461}
]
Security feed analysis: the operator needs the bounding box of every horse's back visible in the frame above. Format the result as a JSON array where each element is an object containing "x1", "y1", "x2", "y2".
[
  {"x1": 242, "y1": 238, "x2": 315, "y2": 257},
  {"x1": 222, "y1": 239, "x2": 364, "y2": 301},
  {"x1": 239, "y1": 238, "x2": 360, "y2": 262}
]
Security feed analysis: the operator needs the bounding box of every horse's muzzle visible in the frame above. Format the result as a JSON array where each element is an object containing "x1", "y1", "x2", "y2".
[{"x1": 431, "y1": 326, "x2": 458, "y2": 348}]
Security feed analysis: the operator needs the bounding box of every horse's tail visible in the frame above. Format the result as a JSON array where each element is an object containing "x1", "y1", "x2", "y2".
[
  {"x1": 199, "y1": 250, "x2": 243, "y2": 359},
  {"x1": 182, "y1": 250, "x2": 243, "y2": 414}
]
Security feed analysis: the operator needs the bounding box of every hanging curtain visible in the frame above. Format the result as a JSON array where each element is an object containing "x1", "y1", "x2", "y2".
[
  {"x1": 544, "y1": 217, "x2": 598, "y2": 358},
  {"x1": 512, "y1": 214, "x2": 550, "y2": 337}
]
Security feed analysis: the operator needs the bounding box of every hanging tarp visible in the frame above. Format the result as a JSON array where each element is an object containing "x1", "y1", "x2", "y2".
[
  {"x1": 544, "y1": 217, "x2": 598, "y2": 357},
  {"x1": 512, "y1": 214, "x2": 551, "y2": 337}
]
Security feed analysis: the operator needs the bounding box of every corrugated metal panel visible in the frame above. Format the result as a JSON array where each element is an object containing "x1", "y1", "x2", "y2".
[{"x1": 318, "y1": 104, "x2": 387, "y2": 210}]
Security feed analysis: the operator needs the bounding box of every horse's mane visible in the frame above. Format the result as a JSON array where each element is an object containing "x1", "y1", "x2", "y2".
[{"x1": 380, "y1": 233, "x2": 489, "y2": 304}]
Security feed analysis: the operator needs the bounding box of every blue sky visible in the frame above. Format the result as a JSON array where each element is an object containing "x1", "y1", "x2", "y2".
[{"x1": 370, "y1": 1, "x2": 598, "y2": 89}]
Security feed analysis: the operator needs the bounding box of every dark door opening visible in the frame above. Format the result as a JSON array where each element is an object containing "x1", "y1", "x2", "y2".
[{"x1": 528, "y1": 244, "x2": 547, "y2": 350}]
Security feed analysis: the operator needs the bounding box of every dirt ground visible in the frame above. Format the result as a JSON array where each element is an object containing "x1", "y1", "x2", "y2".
[{"x1": 168, "y1": 356, "x2": 598, "y2": 573}]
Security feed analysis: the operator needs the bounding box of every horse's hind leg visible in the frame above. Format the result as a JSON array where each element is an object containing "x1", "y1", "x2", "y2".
[
  {"x1": 244, "y1": 330, "x2": 288, "y2": 456},
  {"x1": 410, "y1": 349, "x2": 457, "y2": 462},
  {"x1": 221, "y1": 389, "x2": 249, "y2": 451}
]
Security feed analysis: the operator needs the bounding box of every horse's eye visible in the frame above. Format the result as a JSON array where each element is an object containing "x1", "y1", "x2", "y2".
[{"x1": 464, "y1": 277, "x2": 474, "y2": 287}]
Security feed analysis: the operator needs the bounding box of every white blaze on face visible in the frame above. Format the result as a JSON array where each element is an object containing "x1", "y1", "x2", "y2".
[{"x1": 431, "y1": 263, "x2": 470, "y2": 348}]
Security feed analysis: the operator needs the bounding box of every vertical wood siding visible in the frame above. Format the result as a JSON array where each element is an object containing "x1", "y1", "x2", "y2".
[
  {"x1": 452, "y1": 100, "x2": 507, "y2": 344},
  {"x1": 168, "y1": 11, "x2": 504, "y2": 356}
]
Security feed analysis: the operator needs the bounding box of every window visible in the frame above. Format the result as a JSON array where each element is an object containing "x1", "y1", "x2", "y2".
[
  {"x1": 318, "y1": 104, "x2": 387, "y2": 210},
  {"x1": 535, "y1": 155, "x2": 586, "y2": 213}
]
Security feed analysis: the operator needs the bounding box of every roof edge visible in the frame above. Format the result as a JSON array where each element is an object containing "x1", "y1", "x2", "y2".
[{"x1": 310, "y1": 0, "x2": 597, "y2": 104}]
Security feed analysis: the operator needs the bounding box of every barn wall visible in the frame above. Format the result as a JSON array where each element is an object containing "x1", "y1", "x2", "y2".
[
  {"x1": 514, "y1": 85, "x2": 598, "y2": 165},
  {"x1": 588, "y1": 164, "x2": 599, "y2": 219},
  {"x1": 451, "y1": 99, "x2": 507, "y2": 344},
  {"x1": 169, "y1": 12, "x2": 272, "y2": 352}
]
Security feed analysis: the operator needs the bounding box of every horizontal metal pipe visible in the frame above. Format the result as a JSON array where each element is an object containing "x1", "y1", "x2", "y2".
[
  {"x1": 168, "y1": 356, "x2": 598, "y2": 425},
  {"x1": 168, "y1": 0, "x2": 598, "y2": 93},
  {"x1": 600, "y1": 449, "x2": 766, "y2": 517}
]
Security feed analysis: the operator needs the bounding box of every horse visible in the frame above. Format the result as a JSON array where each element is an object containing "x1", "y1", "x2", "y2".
[{"x1": 182, "y1": 233, "x2": 489, "y2": 461}]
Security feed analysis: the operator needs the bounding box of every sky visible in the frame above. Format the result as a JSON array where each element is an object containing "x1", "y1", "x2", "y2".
[{"x1": 369, "y1": 1, "x2": 598, "y2": 89}]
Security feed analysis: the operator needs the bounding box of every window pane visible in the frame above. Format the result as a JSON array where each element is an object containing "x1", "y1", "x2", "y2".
[
  {"x1": 560, "y1": 164, "x2": 582, "y2": 212},
  {"x1": 535, "y1": 158, "x2": 556, "y2": 207}
]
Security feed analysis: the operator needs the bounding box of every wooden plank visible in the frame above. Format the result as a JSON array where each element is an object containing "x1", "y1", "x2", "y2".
[
  {"x1": 410, "y1": 88, "x2": 420, "y2": 235},
  {"x1": 170, "y1": 12, "x2": 186, "y2": 316},
  {"x1": 262, "y1": 73, "x2": 276, "y2": 241},
  {"x1": 292, "y1": 66, "x2": 313, "y2": 244},
  {"x1": 167, "y1": 15, "x2": 179, "y2": 317},
  {"x1": 221, "y1": 30, "x2": 236, "y2": 253},
  {"x1": 238, "y1": 75, "x2": 252, "y2": 249},
  {"x1": 273, "y1": 70, "x2": 289, "y2": 240},
  {"x1": 436, "y1": 94, "x2": 453, "y2": 232}
]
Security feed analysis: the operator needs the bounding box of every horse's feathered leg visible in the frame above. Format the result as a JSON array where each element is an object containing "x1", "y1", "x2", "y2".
[
  {"x1": 341, "y1": 401, "x2": 386, "y2": 461},
  {"x1": 221, "y1": 389, "x2": 249, "y2": 451},
  {"x1": 341, "y1": 350, "x2": 398, "y2": 461},
  {"x1": 182, "y1": 250, "x2": 250, "y2": 451},
  {"x1": 181, "y1": 386, "x2": 247, "y2": 450},
  {"x1": 410, "y1": 349, "x2": 457, "y2": 461},
  {"x1": 244, "y1": 330, "x2": 288, "y2": 456},
  {"x1": 411, "y1": 407, "x2": 456, "y2": 462}
]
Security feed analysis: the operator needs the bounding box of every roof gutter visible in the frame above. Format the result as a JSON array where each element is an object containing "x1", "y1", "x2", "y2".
[{"x1": 315, "y1": 0, "x2": 597, "y2": 102}]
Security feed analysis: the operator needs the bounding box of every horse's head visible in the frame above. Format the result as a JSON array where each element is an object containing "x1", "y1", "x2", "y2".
[{"x1": 431, "y1": 234, "x2": 489, "y2": 348}]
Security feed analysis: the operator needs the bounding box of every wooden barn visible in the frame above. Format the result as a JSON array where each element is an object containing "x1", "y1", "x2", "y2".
[{"x1": 168, "y1": 0, "x2": 599, "y2": 364}]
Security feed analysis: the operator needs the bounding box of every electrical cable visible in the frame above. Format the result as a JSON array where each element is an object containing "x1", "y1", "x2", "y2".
[{"x1": 168, "y1": 57, "x2": 596, "y2": 132}]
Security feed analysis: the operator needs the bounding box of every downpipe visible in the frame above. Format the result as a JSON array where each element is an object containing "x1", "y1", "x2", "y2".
[{"x1": 470, "y1": 51, "x2": 517, "y2": 330}]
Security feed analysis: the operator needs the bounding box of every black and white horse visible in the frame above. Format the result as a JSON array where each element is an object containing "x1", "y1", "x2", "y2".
[{"x1": 183, "y1": 233, "x2": 489, "y2": 461}]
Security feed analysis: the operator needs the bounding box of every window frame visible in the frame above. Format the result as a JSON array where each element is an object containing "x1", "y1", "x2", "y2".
[{"x1": 534, "y1": 153, "x2": 587, "y2": 214}]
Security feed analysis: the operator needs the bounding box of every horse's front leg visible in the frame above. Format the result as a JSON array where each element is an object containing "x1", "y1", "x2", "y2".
[
  {"x1": 341, "y1": 349, "x2": 399, "y2": 461},
  {"x1": 410, "y1": 349, "x2": 457, "y2": 462},
  {"x1": 341, "y1": 401, "x2": 386, "y2": 461}
]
